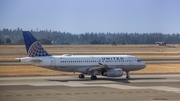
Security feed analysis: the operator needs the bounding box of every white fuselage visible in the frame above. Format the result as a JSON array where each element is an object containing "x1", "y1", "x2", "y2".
[{"x1": 20, "y1": 54, "x2": 146, "y2": 73}]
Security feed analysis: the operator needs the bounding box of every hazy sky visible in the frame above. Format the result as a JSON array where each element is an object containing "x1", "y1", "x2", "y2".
[{"x1": 0, "y1": 0, "x2": 180, "y2": 34}]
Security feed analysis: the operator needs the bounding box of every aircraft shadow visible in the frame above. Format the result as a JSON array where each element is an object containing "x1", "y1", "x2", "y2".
[
  {"x1": 49, "y1": 78, "x2": 130, "y2": 83},
  {"x1": 47, "y1": 77, "x2": 166, "y2": 84},
  {"x1": 129, "y1": 78, "x2": 166, "y2": 80}
]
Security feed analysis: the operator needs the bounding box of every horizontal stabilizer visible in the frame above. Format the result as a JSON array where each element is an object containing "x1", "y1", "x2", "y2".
[{"x1": 29, "y1": 59, "x2": 42, "y2": 63}]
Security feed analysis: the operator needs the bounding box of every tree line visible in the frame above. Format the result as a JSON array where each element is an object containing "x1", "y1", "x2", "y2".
[{"x1": 0, "y1": 28, "x2": 180, "y2": 45}]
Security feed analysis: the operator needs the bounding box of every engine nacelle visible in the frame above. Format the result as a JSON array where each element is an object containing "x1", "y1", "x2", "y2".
[{"x1": 102, "y1": 68, "x2": 123, "y2": 77}]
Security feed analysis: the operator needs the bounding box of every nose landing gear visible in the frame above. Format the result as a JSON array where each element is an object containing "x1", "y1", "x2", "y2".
[{"x1": 126, "y1": 71, "x2": 130, "y2": 79}]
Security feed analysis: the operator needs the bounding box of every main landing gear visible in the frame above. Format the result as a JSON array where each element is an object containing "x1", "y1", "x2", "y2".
[
  {"x1": 78, "y1": 74, "x2": 97, "y2": 80},
  {"x1": 78, "y1": 74, "x2": 85, "y2": 79},
  {"x1": 91, "y1": 75, "x2": 97, "y2": 80},
  {"x1": 126, "y1": 71, "x2": 130, "y2": 79}
]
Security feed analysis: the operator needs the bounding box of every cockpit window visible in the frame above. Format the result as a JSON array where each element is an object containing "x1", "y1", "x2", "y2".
[{"x1": 137, "y1": 59, "x2": 141, "y2": 62}]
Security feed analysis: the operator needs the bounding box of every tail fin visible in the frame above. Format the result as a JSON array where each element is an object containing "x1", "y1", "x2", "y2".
[{"x1": 22, "y1": 31, "x2": 51, "y2": 57}]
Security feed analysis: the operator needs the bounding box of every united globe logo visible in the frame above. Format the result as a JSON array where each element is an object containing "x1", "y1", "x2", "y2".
[{"x1": 28, "y1": 41, "x2": 49, "y2": 57}]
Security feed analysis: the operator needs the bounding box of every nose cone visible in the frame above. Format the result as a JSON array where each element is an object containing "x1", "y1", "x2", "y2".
[{"x1": 141, "y1": 61, "x2": 146, "y2": 69}]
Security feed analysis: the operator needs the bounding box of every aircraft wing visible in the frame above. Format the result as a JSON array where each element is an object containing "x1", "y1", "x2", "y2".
[{"x1": 88, "y1": 63, "x2": 109, "y2": 71}]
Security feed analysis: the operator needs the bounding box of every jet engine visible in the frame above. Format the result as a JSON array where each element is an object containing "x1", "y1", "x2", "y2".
[{"x1": 102, "y1": 68, "x2": 123, "y2": 77}]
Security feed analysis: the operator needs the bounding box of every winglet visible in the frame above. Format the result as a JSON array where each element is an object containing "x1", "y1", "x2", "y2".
[{"x1": 22, "y1": 31, "x2": 51, "y2": 57}]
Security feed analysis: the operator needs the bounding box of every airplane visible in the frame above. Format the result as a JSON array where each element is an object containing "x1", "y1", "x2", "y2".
[{"x1": 17, "y1": 31, "x2": 146, "y2": 80}]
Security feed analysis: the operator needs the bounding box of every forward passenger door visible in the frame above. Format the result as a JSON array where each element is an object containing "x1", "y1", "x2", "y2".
[{"x1": 129, "y1": 57, "x2": 134, "y2": 65}]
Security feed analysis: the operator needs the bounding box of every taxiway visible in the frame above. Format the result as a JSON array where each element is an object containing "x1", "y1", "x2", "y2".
[{"x1": 0, "y1": 74, "x2": 180, "y2": 101}]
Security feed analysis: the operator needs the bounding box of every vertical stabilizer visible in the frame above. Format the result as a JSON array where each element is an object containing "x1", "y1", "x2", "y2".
[{"x1": 22, "y1": 31, "x2": 51, "y2": 57}]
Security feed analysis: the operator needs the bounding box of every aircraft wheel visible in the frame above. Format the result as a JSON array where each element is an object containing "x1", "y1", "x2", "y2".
[
  {"x1": 91, "y1": 75, "x2": 97, "y2": 80},
  {"x1": 78, "y1": 74, "x2": 85, "y2": 79},
  {"x1": 126, "y1": 75, "x2": 130, "y2": 79}
]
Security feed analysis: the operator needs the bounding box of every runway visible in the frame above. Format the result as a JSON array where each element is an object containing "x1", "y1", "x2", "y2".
[{"x1": 0, "y1": 74, "x2": 180, "y2": 101}]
